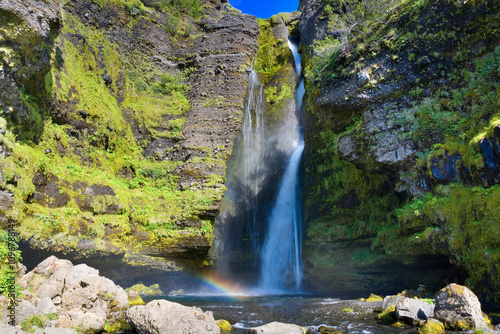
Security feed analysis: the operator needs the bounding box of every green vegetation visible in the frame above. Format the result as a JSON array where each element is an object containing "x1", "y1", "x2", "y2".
[
  {"x1": 0, "y1": 0, "x2": 224, "y2": 267},
  {"x1": 126, "y1": 283, "x2": 164, "y2": 295},
  {"x1": 0, "y1": 229, "x2": 21, "y2": 295},
  {"x1": 304, "y1": 0, "x2": 500, "y2": 299},
  {"x1": 20, "y1": 314, "x2": 56, "y2": 332},
  {"x1": 253, "y1": 18, "x2": 292, "y2": 78},
  {"x1": 253, "y1": 16, "x2": 297, "y2": 121},
  {"x1": 216, "y1": 319, "x2": 232, "y2": 332},
  {"x1": 395, "y1": 46, "x2": 500, "y2": 174},
  {"x1": 305, "y1": 127, "x2": 399, "y2": 246},
  {"x1": 395, "y1": 184, "x2": 500, "y2": 299}
]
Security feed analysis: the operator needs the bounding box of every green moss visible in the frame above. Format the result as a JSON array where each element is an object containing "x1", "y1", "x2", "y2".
[
  {"x1": 394, "y1": 184, "x2": 500, "y2": 300},
  {"x1": 128, "y1": 293, "x2": 145, "y2": 306},
  {"x1": 305, "y1": 127, "x2": 400, "y2": 246},
  {"x1": 253, "y1": 19, "x2": 291, "y2": 79},
  {"x1": 377, "y1": 306, "x2": 396, "y2": 325},
  {"x1": 0, "y1": 3, "x2": 222, "y2": 265},
  {"x1": 0, "y1": 229, "x2": 21, "y2": 296},
  {"x1": 20, "y1": 314, "x2": 48, "y2": 332},
  {"x1": 366, "y1": 293, "x2": 384, "y2": 302},
  {"x1": 216, "y1": 319, "x2": 232, "y2": 332},
  {"x1": 125, "y1": 283, "x2": 163, "y2": 295},
  {"x1": 264, "y1": 83, "x2": 294, "y2": 119}
]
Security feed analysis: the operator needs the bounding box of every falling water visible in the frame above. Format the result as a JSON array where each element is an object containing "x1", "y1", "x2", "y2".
[
  {"x1": 239, "y1": 71, "x2": 265, "y2": 250},
  {"x1": 259, "y1": 39, "x2": 305, "y2": 292}
]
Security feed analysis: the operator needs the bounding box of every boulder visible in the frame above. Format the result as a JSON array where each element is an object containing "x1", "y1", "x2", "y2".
[
  {"x1": 59, "y1": 263, "x2": 128, "y2": 331},
  {"x1": 395, "y1": 297, "x2": 435, "y2": 325},
  {"x1": 382, "y1": 295, "x2": 405, "y2": 310},
  {"x1": 18, "y1": 256, "x2": 128, "y2": 333},
  {"x1": 126, "y1": 299, "x2": 220, "y2": 334},
  {"x1": 248, "y1": 321, "x2": 304, "y2": 334},
  {"x1": 418, "y1": 319, "x2": 445, "y2": 334},
  {"x1": 434, "y1": 283, "x2": 488, "y2": 330}
]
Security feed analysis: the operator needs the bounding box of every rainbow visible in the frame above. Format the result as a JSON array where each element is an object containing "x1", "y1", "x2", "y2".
[{"x1": 199, "y1": 271, "x2": 250, "y2": 298}]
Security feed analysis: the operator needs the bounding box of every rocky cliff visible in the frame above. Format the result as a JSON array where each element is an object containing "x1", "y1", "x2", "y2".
[
  {"x1": 299, "y1": 0, "x2": 500, "y2": 301},
  {"x1": 0, "y1": 0, "x2": 258, "y2": 288}
]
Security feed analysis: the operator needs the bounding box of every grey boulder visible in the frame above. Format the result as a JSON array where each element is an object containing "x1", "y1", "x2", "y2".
[
  {"x1": 434, "y1": 283, "x2": 488, "y2": 330},
  {"x1": 126, "y1": 299, "x2": 220, "y2": 334},
  {"x1": 395, "y1": 297, "x2": 435, "y2": 325}
]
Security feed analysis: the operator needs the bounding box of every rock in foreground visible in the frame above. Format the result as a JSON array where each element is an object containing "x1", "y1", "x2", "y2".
[
  {"x1": 395, "y1": 297, "x2": 435, "y2": 325},
  {"x1": 16, "y1": 256, "x2": 128, "y2": 333},
  {"x1": 434, "y1": 283, "x2": 488, "y2": 330},
  {"x1": 248, "y1": 321, "x2": 304, "y2": 333},
  {"x1": 126, "y1": 299, "x2": 220, "y2": 334}
]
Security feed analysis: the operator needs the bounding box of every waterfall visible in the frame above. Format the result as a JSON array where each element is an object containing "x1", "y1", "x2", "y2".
[
  {"x1": 258, "y1": 39, "x2": 305, "y2": 293},
  {"x1": 212, "y1": 37, "x2": 304, "y2": 292}
]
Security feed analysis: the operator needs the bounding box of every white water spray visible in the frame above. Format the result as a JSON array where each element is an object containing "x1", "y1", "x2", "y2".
[{"x1": 259, "y1": 39, "x2": 305, "y2": 293}]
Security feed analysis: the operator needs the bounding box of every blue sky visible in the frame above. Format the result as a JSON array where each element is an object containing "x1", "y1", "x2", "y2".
[{"x1": 229, "y1": 0, "x2": 300, "y2": 19}]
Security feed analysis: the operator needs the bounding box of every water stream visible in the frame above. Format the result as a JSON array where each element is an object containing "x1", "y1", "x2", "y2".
[{"x1": 211, "y1": 38, "x2": 301, "y2": 288}]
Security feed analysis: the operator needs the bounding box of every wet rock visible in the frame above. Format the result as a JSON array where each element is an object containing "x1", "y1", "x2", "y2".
[
  {"x1": 480, "y1": 138, "x2": 500, "y2": 172},
  {"x1": 395, "y1": 297, "x2": 435, "y2": 325},
  {"x1": 430, "y1": 153, "x2": 460, "y2": 182},
  {"x1": 434, "y1": 283, "x2": 488, "y2": 330},
  {"x1": 317, "y1": 325, "x2": 346, "y2": 333},
  {"x1": 76, "y1": 239, "x2": 96, "y2": 250},
  {"x1": 248, "y1": 321, "x2": 304, "y2": 334},
  {"x1": 126, "y1": 299, "x2": 220, "y2": 334}
]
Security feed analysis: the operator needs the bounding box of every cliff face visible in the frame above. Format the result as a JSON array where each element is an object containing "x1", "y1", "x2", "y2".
[
  {"x1": 299, "y1": 0, "x2": 500, "y2": 300},
  {"x1": 0, "y1": 0, "x2": 258, "y2": 287}
]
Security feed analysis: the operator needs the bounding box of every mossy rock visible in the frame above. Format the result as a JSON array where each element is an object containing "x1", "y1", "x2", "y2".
[
  {"x1": 125, "y1": 283, "x2": 163, "y2": 296},
  {"x1": 216, "y1": 319, "x2": 232, "y2": 332},
  {"x1": 377, "y1": 306, "x2": 396, "y2": 325},
  {"x1": 366, "y1": 293, "x2": 383, "y2": 302},
  {"x1": 418, "y1": 319, "x2": 445, "y2": 334},
  {"x1": 127, "y1": 290, "x2": 146, "y2": 307}
]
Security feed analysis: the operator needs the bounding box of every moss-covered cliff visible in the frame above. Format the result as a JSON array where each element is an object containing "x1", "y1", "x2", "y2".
[
  {"x1": 0, "y1": 0, "x2": 259, "y2": 287},
  {"x1": 299, "y1": 0, "x2": 500, "y2": 301}
]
